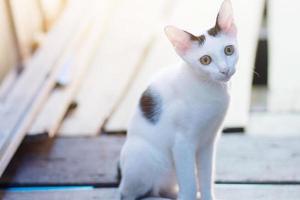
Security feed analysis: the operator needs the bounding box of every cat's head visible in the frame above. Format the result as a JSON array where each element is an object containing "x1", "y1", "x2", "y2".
[{"x1": 165, "y1": 0, "x2": 238, "y2": 82}]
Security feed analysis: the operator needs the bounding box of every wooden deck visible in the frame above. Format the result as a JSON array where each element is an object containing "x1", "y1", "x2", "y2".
[
  {"x1": 0, "y1": 0, "x2": 266, "y2": 178},
  {"x1": 0, "y1": 134, "x2": 300, "y2": 199},
  {"x1": 2, "y1": 185, "x2": 300, "y2": 200},
  {"x1": 1, "y1": 0, "x2": 300, "y2": 199}
]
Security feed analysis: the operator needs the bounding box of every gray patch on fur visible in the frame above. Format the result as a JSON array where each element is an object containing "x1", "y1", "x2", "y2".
[
  {"x1": 197, "y1": 34, "x2": 206, "y2": 45},
  {"x1": 185, "y1": 31, "x2": 206, "y2": 46},
  {"x1": 139, "y1": 87, "x2": 162, "y2": 124}
]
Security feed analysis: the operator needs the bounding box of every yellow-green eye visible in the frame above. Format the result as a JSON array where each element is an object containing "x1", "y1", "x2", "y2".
[
  {"x1": 199, "y1": 55, "x2": 212, "y2": 65},
  {"x1": 224, "y1": 45, "x2": 234, "y2": 56}
]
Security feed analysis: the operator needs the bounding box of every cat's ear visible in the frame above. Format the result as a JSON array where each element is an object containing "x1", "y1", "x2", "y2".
[
  {"x1": 217, "y1": 0, "x2": 236, "y2": 35},
  {"x1": 164, "y1": 26, "x2": 197, "y2": 55}
]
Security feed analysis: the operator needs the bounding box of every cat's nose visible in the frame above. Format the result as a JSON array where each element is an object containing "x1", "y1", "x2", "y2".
[{"x1": 220, "y1": 67, "x2": 230, "y2": 75}]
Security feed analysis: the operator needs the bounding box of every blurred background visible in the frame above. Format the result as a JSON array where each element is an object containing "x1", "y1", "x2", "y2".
[
  {"x1": 1, "y1": 0, "x2": 299, "y2": 138},
  {"x1": 0, "y1": 0, "x2": 299, "y2": 199}
]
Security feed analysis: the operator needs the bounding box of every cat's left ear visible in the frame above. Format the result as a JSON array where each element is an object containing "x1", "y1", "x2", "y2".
[
  {"x1": 217, "y1": 0, "x2": 237, "y2": 35},
  {"x1": 164, "y1": 26, "x2": 198, "y2": 55}
]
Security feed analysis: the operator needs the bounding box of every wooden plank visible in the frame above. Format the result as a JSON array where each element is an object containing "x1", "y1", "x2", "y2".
[
  {"x1": 0, "y1": 0, "x2": 26, "y2": 101},
  {"x1": 0, "y1": 0, "x2": 91, "y2": 176},
  {"x1": 9, "y1": 0, "x2": 44, "y2": 59},
  {"x1": 248, "y1": 112, "x2": 300, "y2": 137},
  {"x1": 105, "y1": 0, "x2": 265, "y2": 131},
  {"x1": 0, "y1": 188, "x2": 117, "y2": 200},
  {"x1": 1, "y1": 185, "x2": 300, "y2": 200},
  {"x1": 29, "y1": 0, "x2": 117, "y2": 136},
  {"x1": 216, "y1": 135, "x2": 300, "y2": 183},
  {"x1": 38, "y1": 0, "x2": 67, "y2": 30},
  {"x1": 59, "y1": 0, "x2": 172, "y2": 136},
  {"x1": 0, "y1": 0, "x2": 18, "y2": 81},
  {"x1": 0, "y1": 135, "x2": 123, "y2": 186},
  {"x1": 1, "y1": 135, "x2": 299, "y2": 185},
  {"x1": 268, "y1": 0, "x2": 300, "y2": 112}
]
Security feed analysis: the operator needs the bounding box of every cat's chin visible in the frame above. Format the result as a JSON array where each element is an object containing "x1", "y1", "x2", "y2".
[{"x1": 212, "y1": 74, "x2": 232, "y2": 82}]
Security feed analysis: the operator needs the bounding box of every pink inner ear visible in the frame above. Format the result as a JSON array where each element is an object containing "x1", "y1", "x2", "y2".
[
  {"x1": 218, "y1": 0, "x2": 236, "y2": 35},
  {"x1": 165, "y1": 26, "x2": 192, "y2": 54},
  {"x1": 227, "y1": 23, "x2": 237, "y2": 36}
]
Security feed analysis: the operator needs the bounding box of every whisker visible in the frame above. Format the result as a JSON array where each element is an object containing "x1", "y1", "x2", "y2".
[{"x1": 252, "y1": 69, "x2": 260, "y2": 77}]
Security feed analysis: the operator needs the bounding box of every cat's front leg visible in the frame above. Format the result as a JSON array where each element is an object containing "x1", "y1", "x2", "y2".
[
  {"x1": 196, "y1": 143, "x2": 216, "y2": 200},
  {"x1": 172, "y1": 133, "x2": 197, "y2": 200}
]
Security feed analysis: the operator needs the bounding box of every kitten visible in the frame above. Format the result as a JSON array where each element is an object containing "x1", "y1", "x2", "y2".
[{"x1": 119, "y1": 0, "x2": 238, "y2": 199}]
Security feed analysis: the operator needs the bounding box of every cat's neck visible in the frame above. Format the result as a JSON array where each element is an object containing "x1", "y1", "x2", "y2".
[{"x1": 178, "y1": 62, "x2": 228, "y2": 90}]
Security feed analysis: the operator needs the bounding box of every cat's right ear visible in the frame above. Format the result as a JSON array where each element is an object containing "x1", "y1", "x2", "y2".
[{"x1": 164, "y1": 26, "x2": 196, "y2": 55}]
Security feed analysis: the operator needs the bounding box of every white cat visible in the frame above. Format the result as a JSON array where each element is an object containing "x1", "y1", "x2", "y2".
[{"x1": 119, "y1": 0, "x2": 238, "y2": 199}]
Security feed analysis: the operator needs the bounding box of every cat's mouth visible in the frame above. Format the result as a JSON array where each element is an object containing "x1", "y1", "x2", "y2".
[
  {"x1": 216, "y1": 72, "x2": 233, "y2": 82},
  {"x1": 218, "y1": 68, "x2": 236, "y2": 82}
]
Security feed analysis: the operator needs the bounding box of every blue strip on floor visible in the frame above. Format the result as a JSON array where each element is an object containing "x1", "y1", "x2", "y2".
[{"x1": 1, "y1": 186, "x2": 94, "y2": 192}]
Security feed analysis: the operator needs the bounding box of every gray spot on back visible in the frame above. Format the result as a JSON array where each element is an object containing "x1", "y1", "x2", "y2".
[{"x1": 139, "y1": 87, "x2": 162, "y2": 124}]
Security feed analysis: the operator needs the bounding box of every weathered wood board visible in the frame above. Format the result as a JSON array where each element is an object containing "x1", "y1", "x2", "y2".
[
  {"x1": 0, "y1": 0, "x2": 90, "y2": 176},
  {"x1": 248, "y1": 112, "x2": 300, "y2": 137},
  {"x1": 268, "y1": 0, "x2": 300, "y2": 112},
  {"x1": 0, "y1": 135, "x2": 123, "y2": 186},
  {"x1": 105, "y1": 0, "x2": 265, "y2": 131},
  {"x1": 9, "y1": 0, "x2": 43, "y2": 59},
  {"x1": 1, "y1": 185, "x2": 300, "y2": 200},
  {"x1": 59, "y1": 0, "x2": 172, "y2": 135},
  {"x1": 216, "y1": 135, "x2": 300, "y2": 183},
  {"x1": 39, "y1": 0, "x2": 66, "y2": 30},
  {"x1": 1, "y1": 135, "x2": 300, "y2": 186},
  {"x1": 0, "y1": 188, "x2": 118, "y2": 200},
  {"x1": 0, "y1": 0, "x2": 18, "y2": 81},
  {"x1": 29, "y1": 0, "x2": 116, "y2": 136}
]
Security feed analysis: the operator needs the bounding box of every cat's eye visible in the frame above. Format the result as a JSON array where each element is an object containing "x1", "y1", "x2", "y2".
[
  {"x1": 224, "y1": 45, "x2": 234, "y2": 56},
  {"x1": 199, "y1": 55, "x2": 212, "y2": 65}
]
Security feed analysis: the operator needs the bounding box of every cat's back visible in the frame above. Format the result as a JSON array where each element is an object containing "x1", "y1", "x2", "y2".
[{"x1": 148, "y1": 64, "x2": 181, "y2": 89}]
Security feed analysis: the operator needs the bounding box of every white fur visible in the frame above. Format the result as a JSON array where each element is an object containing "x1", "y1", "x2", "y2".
[{"x1": 119, "y1": 1, "x2": 238, "y2": 200}]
